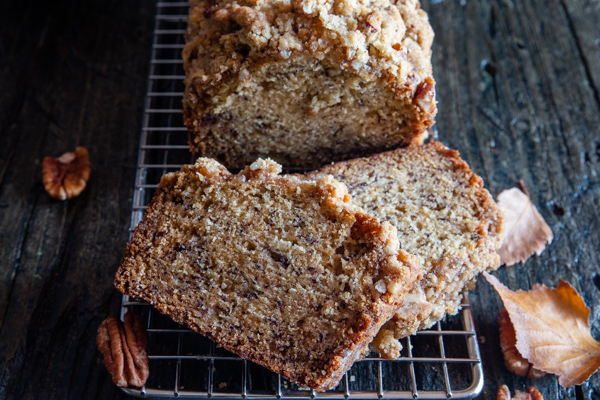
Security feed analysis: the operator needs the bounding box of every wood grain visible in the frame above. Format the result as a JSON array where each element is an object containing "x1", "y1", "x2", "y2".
[
  {"x1": 424, "y1": 0, "x2": 600, "y2": 398},
  {"x1": 0, "y1": 0, "x2": 154, "y2": 399},
  {"x1": 0, "y1": 0, "x2": 599, "y2": 398}
]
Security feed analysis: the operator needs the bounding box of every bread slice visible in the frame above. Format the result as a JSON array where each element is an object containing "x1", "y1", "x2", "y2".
[
  {"x1": 115, "y1": 158, "x2": 420, "y2": 390},
  {"x1": 182, "y1": 0, "x2": 436, "y2": 169},
  {"x1": 306, "y1": 143, "x2": 503, "y2": 358}
]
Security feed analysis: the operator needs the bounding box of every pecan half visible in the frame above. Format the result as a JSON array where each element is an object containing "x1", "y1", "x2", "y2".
[
  {"x1": 42, "y1": 146, "x2": 91, "y2": 200},
  {"x1": 497, "y1": 384, "x2": 543, "y2": 400},
  {"x1": 499, "y1": 308, "x2": 546, "y2": 379},
  {"x1": 96, "y1": 312, "x2": 149, "y2": 388},
  {"x1": 413, "y1": 77, "x2": 437, "y2": 116}
]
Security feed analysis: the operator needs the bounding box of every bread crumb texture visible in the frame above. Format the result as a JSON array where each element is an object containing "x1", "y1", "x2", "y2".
[
  {"x1": 115, "y1": 158, "x2": 420, "y2": 390},
  {"x1": 307, "y1": 143, "x2": 504, "y2": 358},
  {"x1": 183, "y1": 0, "x2": 436, "y2": 168}
]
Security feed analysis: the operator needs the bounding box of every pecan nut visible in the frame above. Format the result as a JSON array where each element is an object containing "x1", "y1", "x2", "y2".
[
  {"x1": 497, "y1": 385, "x2": 511, "y2": 400},
  {"x1": 497, "y1": 384, "x2": 543, "y2": 400},
  {"x1": 413, "y1": 77, "x2": 437, "y2": 116},
  {"x1": 498, "y1": 308, "x2": 546, "y2": 379},
  {"x1": 96, "y1": 312, "x2": 149, "y2": 388},
  {"x1": 42, "y1": 146, "x2": 91, "y2": 200}
]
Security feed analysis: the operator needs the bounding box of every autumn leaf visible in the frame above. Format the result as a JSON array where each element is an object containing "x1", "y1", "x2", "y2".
[
  {"x1": 484, "y1": 272, "x2": 600, "y2": 387},
  {"x1": 498, "y1": 308, "x2": 546, "y2": 379},
  {"x1": 496, "y1": 187, "x2": 553, "y2": 266}
]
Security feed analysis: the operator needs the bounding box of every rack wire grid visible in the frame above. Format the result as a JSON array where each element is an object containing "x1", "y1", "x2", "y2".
[{"x1": 119, "y1": 1, "x2": 485, "y2": 398}]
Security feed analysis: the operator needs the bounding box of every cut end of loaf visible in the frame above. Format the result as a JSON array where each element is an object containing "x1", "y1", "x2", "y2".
[
  {"x1": 183, "y1": 0, "x2": 436, "y2": 168},
  {"x1": 185, "y1": 58, "x2": 435, "y2": 168},
  {"x1": 307, "y1": 143, "x2": 503, "y2": 355},
  {"x1": 115, "y1": 158, "x2": 420, "y2": 390}
]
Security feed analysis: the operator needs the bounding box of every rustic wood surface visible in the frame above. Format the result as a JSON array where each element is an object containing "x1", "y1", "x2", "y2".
[{"x1": 0, "y1": 0, "x2": 598, "y2": 399}]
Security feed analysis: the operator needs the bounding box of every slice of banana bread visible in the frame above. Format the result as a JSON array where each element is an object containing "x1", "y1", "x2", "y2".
[
  {"x1": 306, "y1": 143, "x2": 503, "y2": 358},
  {"x1": 115, "y1": 158, "x2": 420, "y2": 390},
  {"x1": 183, "y1": 0, "x2": 436, "y2": 169}
]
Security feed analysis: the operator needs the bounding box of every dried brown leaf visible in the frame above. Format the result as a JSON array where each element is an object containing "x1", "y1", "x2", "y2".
[
  {"x1": 496, "y1": 187, "x2": 553, "y2": 266},
  {"x1": 499, "y1": 308, "x2": 546, "y2": 379},
  {"x1": 485, "y1": 272, "x2": 600, "y2": 386}
]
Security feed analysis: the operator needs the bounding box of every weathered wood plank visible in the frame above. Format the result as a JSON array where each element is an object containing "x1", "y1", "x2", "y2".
[
  {"x1": 0, "y1": 0, "x2": 599, "y2": 398},
  {"x1": 558, "y1": 0, "x2": 600, "y2": 108},
  {"x1": 0, "y1": 0, "x2": 155, "y2": 399},
  {"x1": 424, "y1": 0, "x2": 600, "y2": 398}
]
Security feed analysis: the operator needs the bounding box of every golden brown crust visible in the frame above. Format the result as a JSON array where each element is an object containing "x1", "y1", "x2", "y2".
[
  {"x1": 115, "y1": 158, "x2": 420, "y2": 390},
  {"x1": 306, "y1": 142, "x2": 503, "y2": 357},
  {"x1": 183, "y1": 0, "x2": 434, "y2": 96},
  {"x1": 183, "y1": 0, "x2": 436, "y2": 168}
]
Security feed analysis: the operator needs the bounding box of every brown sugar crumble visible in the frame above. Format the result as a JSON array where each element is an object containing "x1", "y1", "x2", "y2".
[{"x1": 183, "y1": 0, "x2": 437, "y2": 168}]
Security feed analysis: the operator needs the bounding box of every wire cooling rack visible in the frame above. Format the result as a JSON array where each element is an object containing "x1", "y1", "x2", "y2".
[{"x1": 119, "y1": 1, "x2": 484, "y2": 398}]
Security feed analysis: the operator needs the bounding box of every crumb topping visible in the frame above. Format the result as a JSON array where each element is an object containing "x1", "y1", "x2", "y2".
[
  {"x1": 115, "y1": 157, "x2": 421, "y2": 389},
  {"x1": 184, "y1": 0, "x2": 433, "y2": 91},
  {"x1": 307, "y1": 143, "x2": 504, "y2": 357}
]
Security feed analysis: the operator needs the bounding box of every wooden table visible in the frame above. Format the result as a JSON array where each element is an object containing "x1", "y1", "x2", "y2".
[{"x1": 1, "y1": 0, "x2": 598, "y2": 398}]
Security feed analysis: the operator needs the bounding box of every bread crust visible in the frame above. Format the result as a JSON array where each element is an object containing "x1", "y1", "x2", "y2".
[
  {"x1": 183, "y1": 0, "x2": 436, "y2": 168},
  {"x1": 306, "y1": 143, "x2": 504, "y2": 357},
  {"x1": 115, "y1": 158, "x2": 420, "y2": 389}
]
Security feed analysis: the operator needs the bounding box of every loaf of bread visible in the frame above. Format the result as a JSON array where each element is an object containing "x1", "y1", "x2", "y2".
[
  {"x1": 115, "y1": 158, "x2": 420, "y2": 390},
  {"x1": 306, "y1": 143, "x2": 503, "y2": 358},
  {"x1": 182, "y1": 0, "x2": 436, "y2": 169}
]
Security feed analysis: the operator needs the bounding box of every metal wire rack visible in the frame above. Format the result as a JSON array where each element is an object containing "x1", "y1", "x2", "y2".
[{"x1": 119, "y1": 1, "x2": 485, "y2": 398}]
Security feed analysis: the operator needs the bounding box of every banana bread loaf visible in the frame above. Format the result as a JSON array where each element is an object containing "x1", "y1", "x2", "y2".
[
  {"x1": 183, "y1": 0, "x2": 436, "y2": 168},
  {"x1": 306, "y1": 143, "x2": 503, "y2": 358},
  {"x1": 115, "y1": 158, "x2": 420, "y2": 389}
]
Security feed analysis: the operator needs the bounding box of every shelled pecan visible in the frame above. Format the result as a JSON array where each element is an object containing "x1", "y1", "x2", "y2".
[
  {"x1": 497, "y1": 384, "x2": 543, "y2": 400},
  {"x1": 42, "y1": 146, "x2": 91, "y2": 200},
  {"x1": 96, "y1": 312, "x2": 149, "y2": 388}
]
